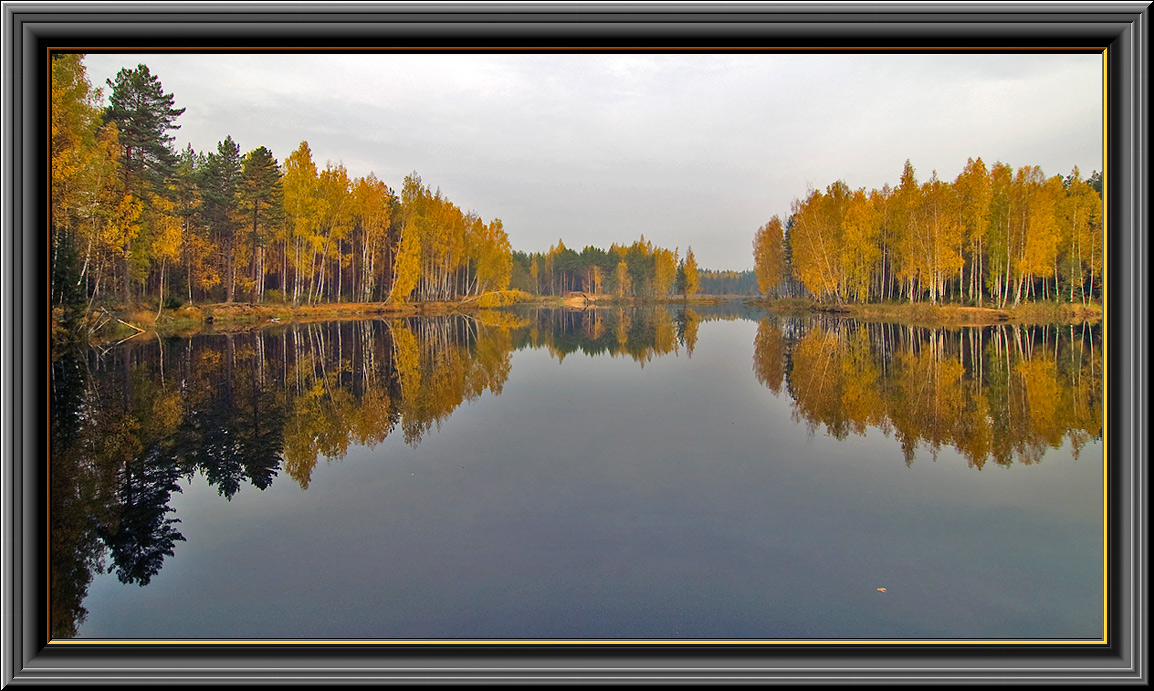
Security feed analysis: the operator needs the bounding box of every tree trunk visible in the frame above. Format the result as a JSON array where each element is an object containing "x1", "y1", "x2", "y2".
[
  {"x1": 225, "y1": 234, "x2": 235, "y2": 303},
  {"x1": 122, "y1": 249, "x2": 131, "y2": 304},
  {"x1": 251, "y1": 203, "x2": 261, "y2": 302}
]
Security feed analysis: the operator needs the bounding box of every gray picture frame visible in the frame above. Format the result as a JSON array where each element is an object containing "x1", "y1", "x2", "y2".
[{"x1": 3, "y1": 1, "x2": 1147, "y2": 684}]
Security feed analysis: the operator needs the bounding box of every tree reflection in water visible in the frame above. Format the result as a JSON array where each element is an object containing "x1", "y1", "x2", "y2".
[
  {"x1": 49, "y1": 307, "x2": 1101, "y2": 637},
  {"x1": 753, "y1": 316, "x2": 1103, "y2": 469}
]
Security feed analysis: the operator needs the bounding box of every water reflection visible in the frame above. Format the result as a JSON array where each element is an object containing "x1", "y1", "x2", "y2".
[
  {"x1": 515, "y1": 305, "x2": 696, "y2": 364},
  {"x1": 49, "y1": 307, "x2": 1102, "y2": 637},
  {"x1": 753, "y1": 316, "x2": 1103, "y2": 469},
  {"x1": 50, "y1": 315, "x2": 505, "y2": 636},
  {"x1": 50, "y1": 308, "x2": 693, "y2": 636}
]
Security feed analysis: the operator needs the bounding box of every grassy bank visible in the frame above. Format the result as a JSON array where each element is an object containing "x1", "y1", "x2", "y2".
[
  {"x1": 60, "y1": 292, "x2": 1093, "y2": 349},
  {"x1": 51, "y1": 302, "x2": 413, "y2": 345},
  {"x1": 56, "y1": 291, "x2": 539, "y2": 346},
  {"x1": 746, "y1": 297, "x2": 1102, "y2": 326}
]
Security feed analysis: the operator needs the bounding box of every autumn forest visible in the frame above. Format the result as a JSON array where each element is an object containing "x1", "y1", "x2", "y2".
[{"x1": 753, "y1": 159, "x2": 1103, "y2": 307}]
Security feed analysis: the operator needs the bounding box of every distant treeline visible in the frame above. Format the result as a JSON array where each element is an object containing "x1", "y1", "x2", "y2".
[
  {"x1": 507, "y1": 237, "x2": 703, "y2": 299},
  {"x1": 697, "y1": 268, "x2": 759, "y2": 296},
  {"x1": 753, "y1": 159, "x2": 1103, "y2": 306},
  {"x1": 507, "y1": 241, "x2": 764, "y2": 298}
]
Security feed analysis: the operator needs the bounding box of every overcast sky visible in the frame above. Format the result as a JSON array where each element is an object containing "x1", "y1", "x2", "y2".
[{"x1": 81, "y1": 51, "x2": 1102, "y2": 270}]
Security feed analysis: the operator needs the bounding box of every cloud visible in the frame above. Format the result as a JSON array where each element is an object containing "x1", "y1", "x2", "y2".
[{"x1": 79, "y1": 51, "x2": 1102, "y2": 269}]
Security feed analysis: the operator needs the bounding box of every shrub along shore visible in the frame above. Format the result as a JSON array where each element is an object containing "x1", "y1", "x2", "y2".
[{"x1": 749, "y1": 296, "x2": 1102, "y2": 326}]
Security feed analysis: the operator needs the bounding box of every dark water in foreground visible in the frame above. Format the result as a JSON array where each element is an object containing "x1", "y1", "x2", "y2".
[{"x1": 51, "y1": 306, "x2": 1104, "y2": 640}]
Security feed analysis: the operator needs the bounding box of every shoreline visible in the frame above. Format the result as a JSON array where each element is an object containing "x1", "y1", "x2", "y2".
[
  {"x1": 55, "y1": 294, "x2": 1102, "y2": 349},
  {"x1": 746, "y1": 297, "x2": 1103, "y2": 326},
  {"x1": 56, "y1": 293, "x2": 740, "y2": 346}
]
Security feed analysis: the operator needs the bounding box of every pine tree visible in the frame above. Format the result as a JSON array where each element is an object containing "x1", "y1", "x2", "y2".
[
  {"x1": 200, "y1": 136, "x2": 243, "y2": 302},
  {"x1": 103, "y1": 64, "x2": 185, "y2": 302},
  {"x1": 240, "y1": 146, "x2": 284, "y2": 302}
]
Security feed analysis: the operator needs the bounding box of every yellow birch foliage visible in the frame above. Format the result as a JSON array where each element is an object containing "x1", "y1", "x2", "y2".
[
  {"x1": 476, "y1": 218, "x2": 513, "y2": 292},
  {"x1": 653, "y1": 247, "x2": 678, "y2": 297},
  {"x1": 51, "y1": 54, "x2": 108, "y2": 235},
  {"x1": 1061, "y1": 170, "x2": 1102, "y2": 302},
  {"x1": 104, "y1": 194, "x2": 143, "y2": 258},
  {"x1": 683, "y1": 246, "x2": 700, "y2": 297},
  {"x1": 282, "y1": 142, "x2": 320, "y2": 284},
  {"x1": 890, "y1": 161, "x2": 922, "y2": 296},
  {"x1": 840, "y1": 191, "x2": 880, "y2": 303},
  {"x1": 317, "y1": 163, "x2": 353, "y2": 249},
  {"x1": 1021, "y1": 175, "x2": 1065, "y2": 284},
  {"x1": 614, "y1": 260, "x2": 631, "y2": 298},
  {"x1": 789, "y1": 184, "x2": 847, "y2": 301},
  {"x1": 146, "y1": 192, "x2": 183, "y2": 264},
  {"x1": 753, "y1": 216, "x2": 785, "y2": 296},
  {"x1": 956, "y1": 157, "x2": 992, "y2": 289},
  {"x1": 924, "y1": 174, "x2": 966, "y2": 302},
  {"x1": 390, "y1": 219, "x2": 422, "y2": 303}
]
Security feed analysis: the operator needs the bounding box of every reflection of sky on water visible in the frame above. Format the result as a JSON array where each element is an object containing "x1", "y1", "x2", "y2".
[{"x1": 77, "y1": 317, "x2": 1103, "y2": 641}]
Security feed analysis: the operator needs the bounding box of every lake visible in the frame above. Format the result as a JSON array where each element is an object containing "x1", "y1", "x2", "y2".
[{"x1": 50, "y1": 305, "x2": 1104, "y2": 641}]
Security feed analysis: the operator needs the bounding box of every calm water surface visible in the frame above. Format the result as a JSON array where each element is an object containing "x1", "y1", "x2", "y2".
[{"x1": 50, "y1": 306, "x2": 1104, "y2": 640}]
